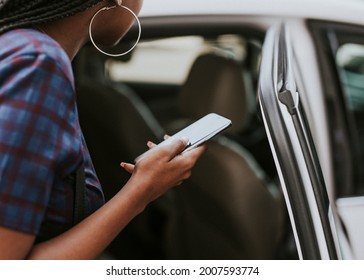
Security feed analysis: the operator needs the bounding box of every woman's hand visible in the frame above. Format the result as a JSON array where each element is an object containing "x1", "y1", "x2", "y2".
[
  {"x1": 121, "y1": 137, "x2": 206, "y2": 205},
  {"x1": 120, "y1": 135, "x2": 169, "y2": 173}
]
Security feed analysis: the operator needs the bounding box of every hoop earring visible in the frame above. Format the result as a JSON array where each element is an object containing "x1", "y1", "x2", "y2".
[{"x1": 89, "y1": 4, "x2": 141, "y2": 57}]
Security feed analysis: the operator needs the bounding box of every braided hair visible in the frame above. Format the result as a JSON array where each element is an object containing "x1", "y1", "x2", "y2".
[{"x1": 0, "y1": 0, "x2": 104, "y2": 34}]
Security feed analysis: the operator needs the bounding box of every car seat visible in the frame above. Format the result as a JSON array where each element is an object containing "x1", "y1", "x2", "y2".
[
  {"x1": 163, "y1": 51, "x2": 285, "y2": 259},
  {"x1": 74, "y1": 46, "x2": 169, "y2": 259}
]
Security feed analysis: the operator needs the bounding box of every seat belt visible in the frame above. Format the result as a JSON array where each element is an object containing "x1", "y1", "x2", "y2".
[{"x1": 73, "y1": 162, "x2": 86, "y2": 225}]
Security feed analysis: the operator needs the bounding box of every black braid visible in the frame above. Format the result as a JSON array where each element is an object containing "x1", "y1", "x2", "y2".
[{"x1": 0, "y1": 0, "x2": 104, "y2": 34}]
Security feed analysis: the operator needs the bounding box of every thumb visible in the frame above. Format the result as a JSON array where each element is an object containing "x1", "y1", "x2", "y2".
[{"x1": 165, "y1": 137, "x2": 190, "y2": 160}]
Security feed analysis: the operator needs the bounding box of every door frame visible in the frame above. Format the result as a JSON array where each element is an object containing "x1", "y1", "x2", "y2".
[{"x1": 257, "y1": 23, "x2": 341, "y2": 259}]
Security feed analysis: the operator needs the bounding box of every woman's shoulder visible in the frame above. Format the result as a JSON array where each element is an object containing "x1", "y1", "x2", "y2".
[
  {"x1": 0, "y1": 28, "x2": 70, "y2": 67},
  {"x1": 0, "y1": 28, "x2": 73, "y2": 86}
]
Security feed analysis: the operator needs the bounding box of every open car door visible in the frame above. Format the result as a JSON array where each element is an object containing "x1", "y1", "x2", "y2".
[{"x1": 257, "y1": 24, "x2": 341, "y2": 259}]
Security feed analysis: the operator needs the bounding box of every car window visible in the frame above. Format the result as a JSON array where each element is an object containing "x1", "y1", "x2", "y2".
[
  {"x1": 335, "y1": 42, "x2": 364, "y2": 195},
  {"x1": 337, "y1": 43, "x2": 364, "y2": 111},
  {"x1": 310, "y1": 21, "x2": 364, "y2": 197},
  {"x1": 328, "y1": 36, "x2": 364, "y2": 260},
  {"x1": 105, "y1": 35, "x2": 248, "y2": 85}
]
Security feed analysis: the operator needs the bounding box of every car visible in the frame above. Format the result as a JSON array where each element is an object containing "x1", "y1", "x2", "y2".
[{"x1": 74, "y1": 0, "x2": 364, "y2": 260}]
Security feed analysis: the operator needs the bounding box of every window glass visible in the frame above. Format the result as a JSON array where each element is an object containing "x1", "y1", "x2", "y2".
[
  {"x1": 105, "y1": 35, "x2": 247, "y2": 85},
  {"x1": 336, "y1": 42, "x2": 364, "y2": 194},
  {"x1": 337, "y1": 43, "x2": 364, "y2": 111}
]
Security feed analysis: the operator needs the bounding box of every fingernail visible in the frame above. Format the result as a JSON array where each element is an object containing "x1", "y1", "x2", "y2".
[
  {"x1": 120, "y1": 162, "x2": 126, "y2": 168},
  {"x1": 181, "y1": 136, "x2": 189, "y2": 145}
]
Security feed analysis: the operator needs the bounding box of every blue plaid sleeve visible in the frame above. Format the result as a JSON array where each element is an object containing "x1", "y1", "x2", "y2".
[{"x1": 0, "y1": 51, "x2": 82, "y2": 235}]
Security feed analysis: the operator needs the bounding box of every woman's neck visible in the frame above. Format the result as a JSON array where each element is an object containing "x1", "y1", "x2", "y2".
[{"x1": 36, "y1": 9, "x2": 95, "y2": 60}]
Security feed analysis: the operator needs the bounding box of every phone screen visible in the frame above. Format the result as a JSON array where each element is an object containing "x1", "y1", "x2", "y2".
[
  {"x1": 169, "y1": 113, "x2": 232, "y2": 151},
  {"x1": 135, "y1": 113, "x2": 232, "y2": 162}
]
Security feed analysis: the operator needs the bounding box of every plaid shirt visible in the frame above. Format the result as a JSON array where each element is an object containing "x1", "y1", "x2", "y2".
[{"x1": 0, "y1": 29, "x2": 104, "y2": 240}]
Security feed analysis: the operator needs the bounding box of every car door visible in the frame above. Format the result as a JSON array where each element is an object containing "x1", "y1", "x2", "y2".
[
  {"x1": 257, "y1": 24, "x2": 341, "y2": 260},
  {"x1": 307, "y1": 20, "x2": 364, "y2": 260}
]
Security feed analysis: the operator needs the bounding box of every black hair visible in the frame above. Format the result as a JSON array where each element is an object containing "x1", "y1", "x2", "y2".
[{"x1": 0, "y1": 0, "x2": 104, "y2": 34}]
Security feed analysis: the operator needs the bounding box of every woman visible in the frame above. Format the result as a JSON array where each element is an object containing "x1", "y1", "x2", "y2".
[{"x1": 0, "y1": 0, "x2": 206, "y2": 259}]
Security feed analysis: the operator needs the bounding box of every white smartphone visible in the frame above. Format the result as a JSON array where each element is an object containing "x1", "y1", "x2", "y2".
[{"x1": 135, "y1": 113, "x2": 232, "y2": 162}]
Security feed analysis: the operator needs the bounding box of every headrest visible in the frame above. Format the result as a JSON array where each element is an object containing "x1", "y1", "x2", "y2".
[{"x1": 178, "y1": 52, "x2": 253, "y2": 133}]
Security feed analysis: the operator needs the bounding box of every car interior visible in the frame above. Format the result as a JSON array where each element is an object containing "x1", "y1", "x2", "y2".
[{"x1": 73, "y1": 23, "x2": 298, "y2": 260}]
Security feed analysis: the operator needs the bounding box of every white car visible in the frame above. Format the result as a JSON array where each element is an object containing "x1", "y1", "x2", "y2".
[{"x1": 75, "y1": 0, "x2": 364, "y2": 260}]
